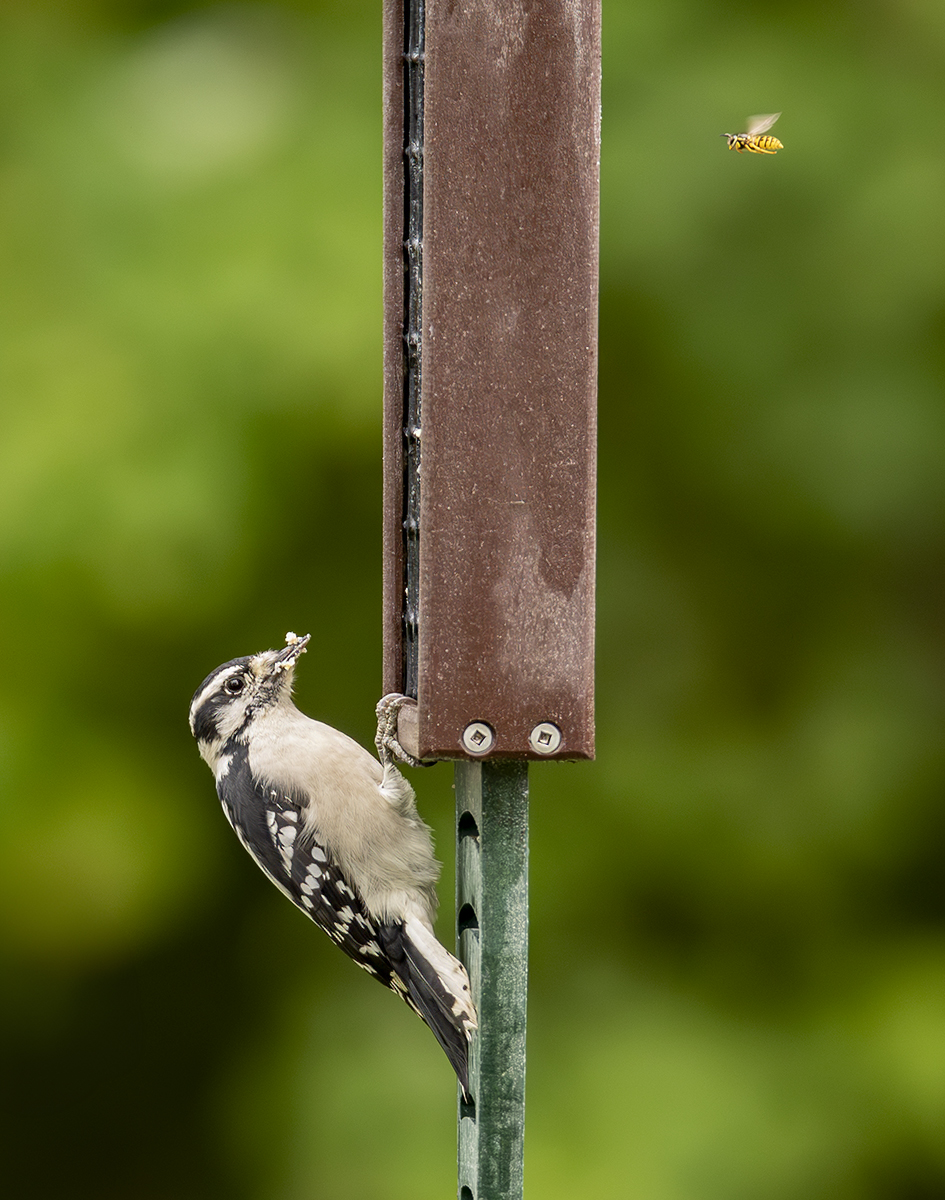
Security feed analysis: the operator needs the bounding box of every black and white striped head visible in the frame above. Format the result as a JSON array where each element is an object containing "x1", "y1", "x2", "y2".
[{"x1": 189, "y1": 633, "x2": 310, "y2": 767}]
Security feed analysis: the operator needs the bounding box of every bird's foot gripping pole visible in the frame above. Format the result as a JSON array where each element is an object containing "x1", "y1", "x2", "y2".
[{"x1": 375, "y1": 693, "x2": 425, "y2": 769}]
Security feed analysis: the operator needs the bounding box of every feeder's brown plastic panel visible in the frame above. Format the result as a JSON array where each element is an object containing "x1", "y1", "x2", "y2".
[{"x1": 383, "y1": 0, "x2": 600, "y2": 761}]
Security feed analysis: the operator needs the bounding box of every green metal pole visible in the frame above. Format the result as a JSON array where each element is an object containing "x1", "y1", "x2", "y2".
[{"x1": 455, "y1": 761, "x2": 529, "y2": 1200}]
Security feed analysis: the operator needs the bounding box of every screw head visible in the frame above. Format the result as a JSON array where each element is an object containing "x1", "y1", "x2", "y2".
[
  {"x1": 529, "y1": 722, "x2": 562, "y2": 755},
  {"x1": 461, "y1": 721, "x2": 495, "y2": 755}
]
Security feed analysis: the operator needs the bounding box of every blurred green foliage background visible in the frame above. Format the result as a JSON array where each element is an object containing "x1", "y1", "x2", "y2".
[{"x1": 2, "y1": 1, "x2": 944, "y2": 1197}]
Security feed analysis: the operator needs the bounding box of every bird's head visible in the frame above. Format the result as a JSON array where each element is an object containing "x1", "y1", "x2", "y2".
[{"x1": 189, "y1": 632, "x2": 310, "y2": 766}]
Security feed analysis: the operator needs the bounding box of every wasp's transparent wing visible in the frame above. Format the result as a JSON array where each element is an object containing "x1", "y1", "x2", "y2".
[{"x1": 745, "y1": 113, "x2": 781, "y2": 136}]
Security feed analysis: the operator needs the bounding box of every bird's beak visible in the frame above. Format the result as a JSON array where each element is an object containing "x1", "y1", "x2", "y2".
[{"x1": 273, "y1": 632, "x2": 311, "y2": 670}]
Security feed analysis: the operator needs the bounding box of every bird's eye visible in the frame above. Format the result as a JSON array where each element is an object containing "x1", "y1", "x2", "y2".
[{"x1": 224, "y1": 676, "x2": 245, "y2": 695}]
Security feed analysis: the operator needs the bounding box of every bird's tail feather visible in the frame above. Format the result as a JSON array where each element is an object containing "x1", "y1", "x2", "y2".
[
  {"x1": 380, "y1": 919, "x2": 477, "y2": 1096},
  {"x1": 403, "y1": 918, "x2": 477, "y2": 1094}
]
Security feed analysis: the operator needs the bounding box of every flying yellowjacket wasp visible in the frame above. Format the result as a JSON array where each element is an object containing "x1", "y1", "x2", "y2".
[{"x1": 721, "y1": 113, "x2": 783, "y2": 154}]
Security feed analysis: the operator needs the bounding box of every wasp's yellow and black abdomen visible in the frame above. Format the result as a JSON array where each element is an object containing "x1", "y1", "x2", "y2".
[
  {"x1": 724, "y1": 133, "x2": 784, "y2": 154},
  {"x1": 746, "y1": 134, "x2": 783, "y2": 154}
]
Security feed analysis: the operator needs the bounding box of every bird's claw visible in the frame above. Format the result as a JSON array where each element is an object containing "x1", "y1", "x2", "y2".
[{"x1": 375, "y1": 693, "x2": 424, "y2": 769}]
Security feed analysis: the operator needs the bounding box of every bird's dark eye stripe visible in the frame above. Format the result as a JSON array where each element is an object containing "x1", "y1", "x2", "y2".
[{"x1": 191, "y1": 703, "x2": 220, "y2": 745}]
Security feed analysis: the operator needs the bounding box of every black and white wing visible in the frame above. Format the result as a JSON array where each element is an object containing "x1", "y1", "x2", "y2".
[
  {"x1": 214, "y1": 741, "x2": 472, "y2": 1091},
  {"x1": 215, "y1": 741, "x2": 394, "y2": 985}
]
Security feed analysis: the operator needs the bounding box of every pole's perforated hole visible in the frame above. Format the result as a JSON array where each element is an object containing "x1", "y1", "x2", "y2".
[
  {"x1": 458, "y1": 903, "x2": 479, "y2": 934},
  {"x1": 458, "y1": 810, "x2": 480, "y2": 841}
]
